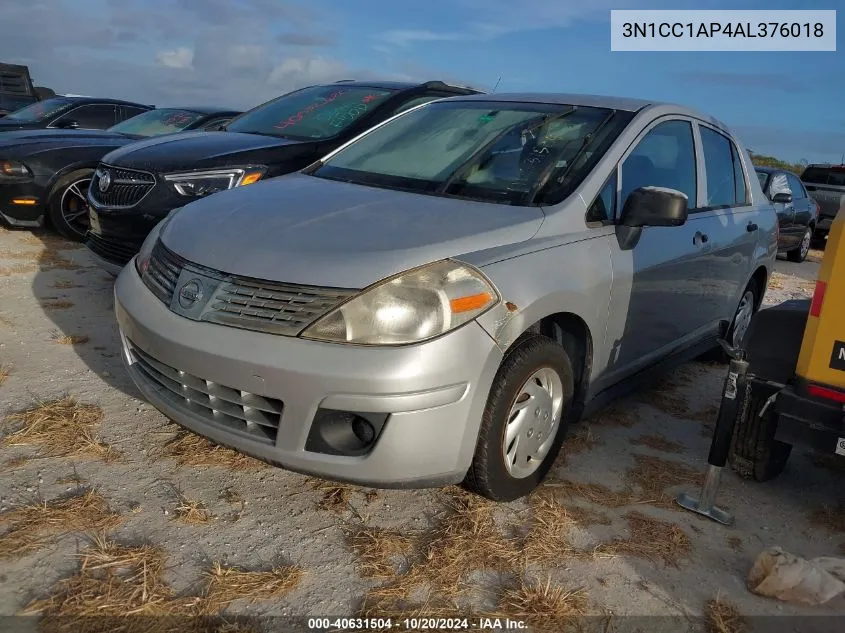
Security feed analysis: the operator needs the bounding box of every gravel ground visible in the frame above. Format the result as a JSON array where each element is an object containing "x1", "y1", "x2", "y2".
[{"x1": 0, "y1": 227, "x2": 842, "y2": 632}]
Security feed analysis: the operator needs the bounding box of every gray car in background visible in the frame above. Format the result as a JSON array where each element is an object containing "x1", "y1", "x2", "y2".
[
  {"x1": 114, "y1": 93, "x2": 777, "y2": 501},
  {"x1": 800, "y1": 163, "x2": 845, "y2": 247}
]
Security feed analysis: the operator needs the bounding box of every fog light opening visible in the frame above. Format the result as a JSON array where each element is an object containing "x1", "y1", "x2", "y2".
[{"x1": 305, "y1": 409, "x2": 388, "y2": 457}]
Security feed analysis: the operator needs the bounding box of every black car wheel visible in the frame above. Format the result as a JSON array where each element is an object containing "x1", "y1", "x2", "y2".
[
  {"x1": 463, "y1": 335, "x2": 574, "y2": 501},
  {"x1": 47, "y1": 169, "x2": 93, "y2": 242},
  {"x1": 787, "y1": 227, "x2": 812, "y2": 263}
]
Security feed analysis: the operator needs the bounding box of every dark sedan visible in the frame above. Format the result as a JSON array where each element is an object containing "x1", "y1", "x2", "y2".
[
  {"x1": 0, "y1": 106, "x2": 241, "y2": 240},
  {"x1": 85, "y1": 80, "x2": 483, "y2": 274},
  {"x1": 0, "y1": 96, "x2": 154, "y2": 133},
  {"x1": 755, "y1": 166, "x2": 819, "y2": 263}
]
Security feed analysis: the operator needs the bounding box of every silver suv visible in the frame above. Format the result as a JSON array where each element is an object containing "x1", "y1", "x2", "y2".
[{"x1": 114, "y1": 93, "x2": 777, "y2": 501}]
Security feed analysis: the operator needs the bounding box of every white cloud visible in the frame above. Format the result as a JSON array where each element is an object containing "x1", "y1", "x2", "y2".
[
  {"x1": 377, "y1": 29, "x2": 465, "y2": 47},
  {"x1": 267, "y1": 56, "x2": 351, "y2": 87},
  {"x1": 156, "y1": 47, "x2": 194, "y2": 69}
]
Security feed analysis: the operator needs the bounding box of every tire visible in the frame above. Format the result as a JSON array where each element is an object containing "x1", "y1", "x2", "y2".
[
  {"x1": 810, "y1": 230, "x2": 827, "y2": 250},
  {"x1": 463, "y1": 335, "x2": 575, "y2": 502},
  {"x1": 702, "y1": 278, "x2": 760, "y2": 364},
  {"x1": 787, "y1": 227, "x2": 812, "y2": 263},
  {"x1": 47, "y1": 169, "x2": 94, "y2": 241},
  {"x1": 729, "y1": 382, "x2": 792, "y2": 481}
]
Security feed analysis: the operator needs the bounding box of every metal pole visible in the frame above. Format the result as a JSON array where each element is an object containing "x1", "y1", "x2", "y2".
[{"x1": 676, "y1": 348, "x2": 750, "y2": 525}]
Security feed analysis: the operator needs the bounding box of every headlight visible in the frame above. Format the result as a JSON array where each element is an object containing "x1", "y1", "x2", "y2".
[
  {"x1": 163, "y1": 167, "x2": 264, "y2": 198},
  {"x1": 134, "y1": 208, "x2": 182, "y2": 276},
  {"x1": 301, "y1": 260, "x2": 499, "y2": 346},
  {"x1": 0, "y1": 160, "x2": 32, "y2": 179}
]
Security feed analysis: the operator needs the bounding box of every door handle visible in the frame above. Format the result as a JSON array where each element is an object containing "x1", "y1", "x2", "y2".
[
  {"x1": 746, "y1": 222, "x2": 758, "y2": 232},
  {"x1": 694, "y1": 231, "x2": 709, "y2": 245}
]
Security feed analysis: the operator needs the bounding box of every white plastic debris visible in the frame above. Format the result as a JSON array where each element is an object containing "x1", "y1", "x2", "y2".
[{"x1": 748, "y1": 546, "x2": 845, "y2": 605}]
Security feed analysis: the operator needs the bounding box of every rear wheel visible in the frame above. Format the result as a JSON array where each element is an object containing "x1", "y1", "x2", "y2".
[
  {"x1": 463, "y1": 335, "x2": 574, "y2": 501},
  {"x1": 47, "y1": 169, "x2": 93, "y2": 241},
  {"x1": 729, "y1": 382, "x2": 792, "y2": 481},
  {"x1": 787, "y1": 228, "x2": 812, "y2": 263}
]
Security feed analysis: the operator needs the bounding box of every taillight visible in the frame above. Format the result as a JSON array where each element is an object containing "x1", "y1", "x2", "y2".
[
  {"x1": 807, "y1": 384, "x2": 845, "y2": 404},
  {"x1": 809, "y1": 281, "x2": 827, "y2": 317}
]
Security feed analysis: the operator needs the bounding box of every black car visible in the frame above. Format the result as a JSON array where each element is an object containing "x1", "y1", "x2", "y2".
[
  {"x1": 755, "y1": 166, "x2": 820, "y2": 263},
  {"x1": 0, "y1": 96, "x2": 154, "y2": 133},
  {"x1": 85, "y1": 80, "x2": 483, "y2": 273},
  {"x1": 800, "y1": 163, "x2": 845, "y2": 247},
  {"x1": 0, "y1": 107, "x2": 241, "y2": 240}
]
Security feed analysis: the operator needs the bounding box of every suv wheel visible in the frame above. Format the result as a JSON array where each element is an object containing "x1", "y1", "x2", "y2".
[
  {"x1": 463, "y1": 335, "x2": 574, "y2": 501},
  {"x1": 787, "y1": 228, "x2": 812, "y2": 263},
  {"x1": 47, "y1": 169, "x2": 93, "y2": 241}
]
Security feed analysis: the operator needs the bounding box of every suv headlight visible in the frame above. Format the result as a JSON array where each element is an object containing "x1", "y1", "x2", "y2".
[
  {"x1": 134, "y1": 208, "x2": 182, "y2": 276},
  {"x1": 0, "y1": 160, "x2": 32, "y2": 179},
  {"x1": 301, "y1": 260, "x2": 499, "y2": 346},
  {"x1": 163, "y1": 167, "x2": 265, "y2": 198}
]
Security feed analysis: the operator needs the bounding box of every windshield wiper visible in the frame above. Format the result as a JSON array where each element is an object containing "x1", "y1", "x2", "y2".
[
  {"x1": 437, "y1": 107, "x2": 578, "y2": 196},
  {"x1": 523, "y1": 109, "x2": 618, "y2": 205}
]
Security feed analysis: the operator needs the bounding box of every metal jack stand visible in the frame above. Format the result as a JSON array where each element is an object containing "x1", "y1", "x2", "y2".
[{"x1": 676, "y1": 339, "x2": 750, "y2": 526}]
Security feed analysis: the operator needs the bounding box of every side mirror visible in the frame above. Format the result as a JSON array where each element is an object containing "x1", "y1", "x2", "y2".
[
  {"x1": 56, "y1": 119, "x2": 79, "y2": 129},
  {"x1": 620, "y1": 186, "x2": 689, "y2": 228},
  {"x1": 771, "y1": 192, "x2": 792, "y2": 204}
]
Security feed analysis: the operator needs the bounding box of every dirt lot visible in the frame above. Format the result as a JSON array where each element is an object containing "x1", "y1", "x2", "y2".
[{"x1": 0, "y1": 227, "x2": 843, "y2": 632}]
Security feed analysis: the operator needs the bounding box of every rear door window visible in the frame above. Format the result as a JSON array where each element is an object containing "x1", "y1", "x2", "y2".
[
  {"x1": 56, "y1": 104, "x2": 117, "y2": 129},
  {"x1": 699, "y1": 126, "x2": 739, "y2": 207},
  {"x1": 785, "y1": 173, "x2": 806, "y2": 199}
]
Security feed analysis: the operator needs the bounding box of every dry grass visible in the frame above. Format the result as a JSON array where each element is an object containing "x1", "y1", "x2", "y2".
[
  {"x1": 0, "y1": 364, "x2": 9, "y2": 386},
  {"x1": 52, "y1": 279, "x2": 82, "y2": 289},
  {"x1": 727, "y1": 536, "x2": 743, "y2": 552},
  {"x1": 54, "y1": 334, "x2": 90, "y2": 346},
  {"x1": 589, "y1": 404, "x2": 636, "y2": 428},
  {"x1": 689, "y1": 403, "x2": 720, "y2": 424},
  {"x1": 309, "y1": 478, "x2": 356, "y2": 512},
  {"x1": 0, "y1": 263, "x2": 38, "y2": 276},
  {"x1": 0, "y1": 490, "x2": 123, "y2": 559},
  {"x1": 157, "y1": 428, "x2": 267, "y2": 471},
  {"x1": 41, "y1": 300, "x2": 74, "y2": 310},
  {"x1": 767, "y1": 272, "x2": 787, "y2": 289},
  {"x1": 556, "y1": 426, "x2": 602, "y2": 465},
  {"x1": 23, "y1": 534, "x2": 300, "y2": 633},
  {"x1": 593, "y1": 511, "x2": 691, "y2": 567},
  {"x1": 174, "y1": 497, "x2": 214, "y2": 525},
  {"x1": 489, "y1": 577, "x2": 588, "y2": 633},
  {"x1": 555, "y1": 480, "x2": 630, "y2": 508},
  {"x1": 704, "y1": 597, "x2": 748, "y2": 633},
  {"x1": 345, "y1": 527, "x2": 415, "y2": 579},
  {"x1": 203, "y1": 561, "x2": 302, "y2": 611},
  {"x1": 808, "y1": 505, "x2": 845, "y2": 534},
  {"x1": 2, "y1": 455, "x2": 28, "y2": 469},
  {"x1": 360, "y1": 489, "x2": 519, "y2": 617},
  {"x1": 520, "y1": 493, "x2": 610, "y2": 565},
  {"x1": 640, "y1": 383, "x2": 689, "y2": 416},
  {"x1": 625, "y1": 454, "x2": 702, "y2": 508},
  {"x1": 2, "y1": 397, "x2": 120, "y2": 462},
  {"x1": 631, "y1": 434, "x2": 685, "y2": 454},
  {"x1": 219, "y1": 488, "x2": 243, "y2": 504}
]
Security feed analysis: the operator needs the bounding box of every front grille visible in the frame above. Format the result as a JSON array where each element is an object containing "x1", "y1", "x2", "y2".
[
  {"x1": 127, "y1": 339, "x2": 283, "y2": 444},
  {"x1": 90, "y1": 165, "x2": 155, "y2": 208},
  {"x1": 142, "y1": 240, "x2": 184, "y2": 304},
  {"x1": 205, "y1": 279, "x2": 355, "y2": 335},
  {"x1": 141, "y1": 239, "x2": 356, "y2": 336},
  {"x1": 86, "y1": 232, "x2": 139, "y2": 266}
]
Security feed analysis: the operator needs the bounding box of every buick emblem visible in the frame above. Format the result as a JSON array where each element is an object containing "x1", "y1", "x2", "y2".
[
  {"x1": 178, "y1": 279, "x2": 203, "y2": 309},
  {"x1": 98, "y1": 169, "x2": 111, "y2": 192}
]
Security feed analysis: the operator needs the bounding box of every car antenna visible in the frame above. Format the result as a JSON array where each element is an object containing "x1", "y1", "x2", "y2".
[{"x1": 492, "y1": 77, "x2": 502, "y2": 93}]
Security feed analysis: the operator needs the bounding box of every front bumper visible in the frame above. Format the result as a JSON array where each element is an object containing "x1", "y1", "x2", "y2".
[
  {"x1": 0, "y1": 182, "x2": 44, "y2": 228},
  {"x1": 114, "y1": 263, "x2": 504, "y2": 487}
]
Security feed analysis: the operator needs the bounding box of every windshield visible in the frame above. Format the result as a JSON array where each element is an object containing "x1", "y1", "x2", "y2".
[
  {"x1": 756, "y1": 171, "x2": 770, "y2": 190},
  {"x1": 312, "y1": 100, "x2": 629, "y2": 206},
  {"x1": 108, "y1": 108, "x2": 205, "y2": 137},
  {"x1": 3, "y1": 97, "x2": 76, "y2": 122},
  {"x1": 225, "y1": 85, "x2": 396, "y2": 140}
]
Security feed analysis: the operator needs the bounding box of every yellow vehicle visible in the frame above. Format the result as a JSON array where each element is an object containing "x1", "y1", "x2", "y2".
[{"x1": 731, "y1": 204, "x2": 845, "y2": 480}]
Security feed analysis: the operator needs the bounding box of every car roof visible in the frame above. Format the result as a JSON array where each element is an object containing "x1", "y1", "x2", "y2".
[
  {"x1": 162, "y1": 106, "x2": 243, "y2": 116},
  {"x1": 434, "y1": 92, "x2": 653, "y2": 111},
  {"x1": 48, "y1": 95, "x2": 155, "y2": 108},
  {"x1": 325, "y1": 79, "x2": 483, "y2": 94}
]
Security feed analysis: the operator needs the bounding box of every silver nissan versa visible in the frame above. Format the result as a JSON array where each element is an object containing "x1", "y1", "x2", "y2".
[{"x1": 114, "y1": 93, "x2": 777, "y2": 501}]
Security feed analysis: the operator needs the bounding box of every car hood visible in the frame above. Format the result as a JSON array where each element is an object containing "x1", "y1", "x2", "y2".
[
  {"x1": 0, "y1": 129, "x2": 139, "y2": 158},
  {"x1": 162, "y1": 173, "x2": 545, "y2": 288},
  {"x1": 102, "y1": 130, "x2": 308, "y2": 172}
]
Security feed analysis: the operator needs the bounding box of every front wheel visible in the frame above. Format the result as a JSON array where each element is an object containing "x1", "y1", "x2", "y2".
[
  {"x1": 47, "y1": 169, "x2": 93, "y2": 241},
  {"x1": 463, "y1": 335, "x2": 574, "y2": 502},
  {"x1": 787, "y1": 228, "x2": 812, "y2": 263}
]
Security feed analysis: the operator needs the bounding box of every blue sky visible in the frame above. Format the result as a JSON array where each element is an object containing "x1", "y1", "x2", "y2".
[{"x1": 1, "y1": 0, "x2": 842, "y2": 163}]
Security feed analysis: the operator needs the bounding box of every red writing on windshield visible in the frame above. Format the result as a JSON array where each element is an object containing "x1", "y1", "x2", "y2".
[
  {"x1": 361, "y1": 94, "x2": 380, "y2": 104},
  {"x1": 163, "y1": 112, "x2": 193, "y2": 126},
  {"x1": 274, "y1": 90, "x2": 347, "y2": 130}
]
